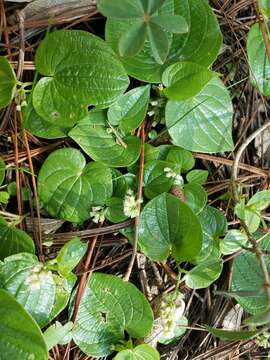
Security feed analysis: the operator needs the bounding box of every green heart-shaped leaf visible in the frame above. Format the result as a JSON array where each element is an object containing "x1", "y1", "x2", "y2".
[
  {"x1": 0, "y1": 253, "x2": 74, "y2": 327},
  {"x1": 69, "y1": 111, "x2": 141, "y2": 168},
  {"x1": 43, "y1": 321, "x2": 73, "y2": 350},
  {"x1": 105, "y1": 197, "x2": 128, "y2": 223},
  {"x1": 138, "y1": 193, "x2": 202, "y2": 262},
  {"x1": 220, "y1": 230, "x2": 248, "y2": 255},
  {"x1": 165, "y1": 78, "x2": 233, "y2": 152},
  {"x1": 0, "y1": 56, "x2": 17, "y2": 109},
  {"x1": 186, "y1": 169, "x2": 208, "y2": 184},
  {"x1": 247, "y1": 23, "x2": 270, "y2": 96},
  {"x1": 114, "y1": 344, "x2": 160, "y2": 360},
  {"x1": 194, "y1": 206, "x2": 227, "y2": 263},
  {"x1": 231, "y1": 233, "x2": 270, "y2": 315},
  {"x1": 162, "y1": 61, "x2": 217, "y2": 100},
  {"x1": 184, "y1": 258, "x2": 223, "y2": 289},
  {"x1": 73, "y1": 273, "x2": 153, "y2": 357},
  {"x1": 56, "y1": 238, "x2": 87, "y2": 277},
  {"x1": 143, "y1": 160, "x2": 177, "y2": 199},
  {"x1": 38, "y1": 148, "x2": 112, "y2": 223},
  {"x1": 0, "y1": 216, "x2": 35, "y2": 260},
  {"x1": 0, "y1": 289, "x2": 48, "y2": 360},
  {"x1": 108, "y1": 85, "x2": 150, "y2": 133},
  {"x1": 166, "y1": 147, "x2": 195, "y2": 172},
  {"x1": 175, "y1": 0, "x2": 222, "y2": 66},
  {"x1": 33, "y1": 30, "x2": 129, "y2": 124},
  {"x1": 183, "y1": 183, "x2": 207, "y2": 215},
  {"x1": 23, "y1": 97, "x2": 70, "y2": 139}
]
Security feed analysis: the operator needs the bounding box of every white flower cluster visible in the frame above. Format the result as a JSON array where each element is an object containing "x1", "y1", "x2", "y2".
[
  {"x1": 90, "y1": 206, "x2": 105, "y2": 224},
  {"x1": 159, "y1": 292, "x2": 185, "y2": 338},
  {"x1": 164, "y1": 167, "x2": 184, "y2": 186},
  {"x1": 123, "y1": 189, "x2": 141, "y2": 218},
  {"x1": 25, "y1": 264, "x2": 53, "y2": 290}
]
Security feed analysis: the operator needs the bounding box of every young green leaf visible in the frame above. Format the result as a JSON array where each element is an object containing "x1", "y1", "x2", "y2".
[
  {"x1": 73, "y1": 273, "x2": 153, "y2": 357},
  {"x1": 143, "y1": 160, "x2": 178, "y2": 199},
  {"x1": 105, "y1": 0, "x2": 174, "y2": 83},
  {"x1": 194, "y1": 206, "x2": 227, "y2": 263},
  {"x1": 0, "y1": 191, "x2": 9, "y2": 204},
  {"x1": 205, "y1": 326, "x2": 258, "y2": 341},
  {"x1": 147, "y1": 22, "x2": 169, "y2": 64},
  {"x1": 111, "y1": 169, "x2": 129, "y2": 198},
  {"x1": 166, "y1": 147, "x2": 195, "y2": 172},
  {"x1": 0, "y1": 216, "x2": 35, "y2": 260},
  {"x1": 259, "y1": 0, "x2": 270, "y2": 17},
  {"x1": 151, "y1": 14, "x2": 188, "y2": 34},
  {"x1": 105, "y1": 197, "x2": 128, "y2": 223},
  {"x1": 119, "y1": 21, "x2": 147, "y2": 58},
  {"x1": 247, "y1": 23, "x2": 270, "y2": 96},
  {"x1": 145, "y1": 144, "x2": 171, "y2": 162},
  {"x1": 114, "y1": 344, "x2": 160, "y2": 360},
  {"x1": 0, "y1": 289, "x2": 48, "y2": 360},
  {"x1": 165, "y1": 78, "x2": 234, "y2": 152},
  {"x1": 43, "y1": 321, "x2": 73, "y2": 350},
  {"x1": 176, "y1": 0, "x2": 222, "y2": 66},
  {"x1": 0, "y1": 158, "x2": 6, "y2": 186},
  {"x1": 184, "y1": 258, "x2": 223, "y2": 289},
  {"x1": 97, "y1": 0, "x2": 144, "y2": 18},
  {"x1": 108, "y1": 85, "x2": 150, "y2": 133},
  {"x1": 238, "y1": 190, "x2": 270, "y2": 233},
  {"x1": 0, "y1": 56, "x2": 17, "y2": 109},
  {"x1": 0, "y1": 253, "x2": 74, "y2": 327},
  {"x1": 162, "y1": 62, "x2": 217, "y2": 101},
  {"x1": 183, "y1": 183, "x2": 207, "y2": 215},
  {"x1": 186, "y1": 169, "x2": 209, "y2": 185},
  {"x1": 38, "y1": 148, "x2": 112, "y2": 223},
  {"x1": 138, "y1": 193, "x2": 202, "y2": 262},
  {"x1": 33, "y1": 30, "x2": 129, "y2": 124},
  {"x1": 220, "y1": 230, "x2": 248, "y2": 255},
  {"x1": 231, "y1": 238, "x2": 270, "y2": 314},
  {"x1": 69, "y1": 111, "x2": 141, "y2": 168},
  {"x1": 56, "y1": 237, "x2": 87, "y2": 277}
]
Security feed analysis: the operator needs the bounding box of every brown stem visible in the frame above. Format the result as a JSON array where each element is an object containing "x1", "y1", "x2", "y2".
[{"x1": 231, "y1": 120, "x2": 270, "y2": 305}]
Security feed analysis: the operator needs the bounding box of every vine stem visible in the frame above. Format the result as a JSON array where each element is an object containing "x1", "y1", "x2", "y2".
[
  {"x1": 231, "y1": 120, "x2": 270, "y2": 305},
  {"x1": 123, "y1": 122, "x2": 145, "y2": 282}
]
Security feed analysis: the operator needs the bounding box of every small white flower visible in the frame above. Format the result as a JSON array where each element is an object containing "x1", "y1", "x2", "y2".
[
  {"x1": 164, "y1": 168, "x2": 184, "y2": 186},
  {"x1": 123, "y1": 190, "x2": 140, "y2": 218},
  {"x1": 90, "y1": 206, "x2": 105, "y2": 223},
  {"x1": 158, "y1": 84, "x2": 164, "y2": 91},
  {"x1": 150, "y1": 100, "x2": 158, "y2": 106},
  {"x1": 147, "y1": 110, "x2": 155, "y2": 117},
  {"x1": 16, "y1": 104, "x2": 21, "y2": 112},
  {"x1": 164, "y1": 167, "x2": 177, "y2": 179},
  {"x1": 174, "y1": 174, "x2": 184, "y2": 186}
]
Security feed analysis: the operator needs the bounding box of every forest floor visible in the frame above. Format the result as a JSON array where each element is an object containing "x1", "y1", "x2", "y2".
[{"x1": 0, "y1": 0, "x2": 270, "y2": 359}]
